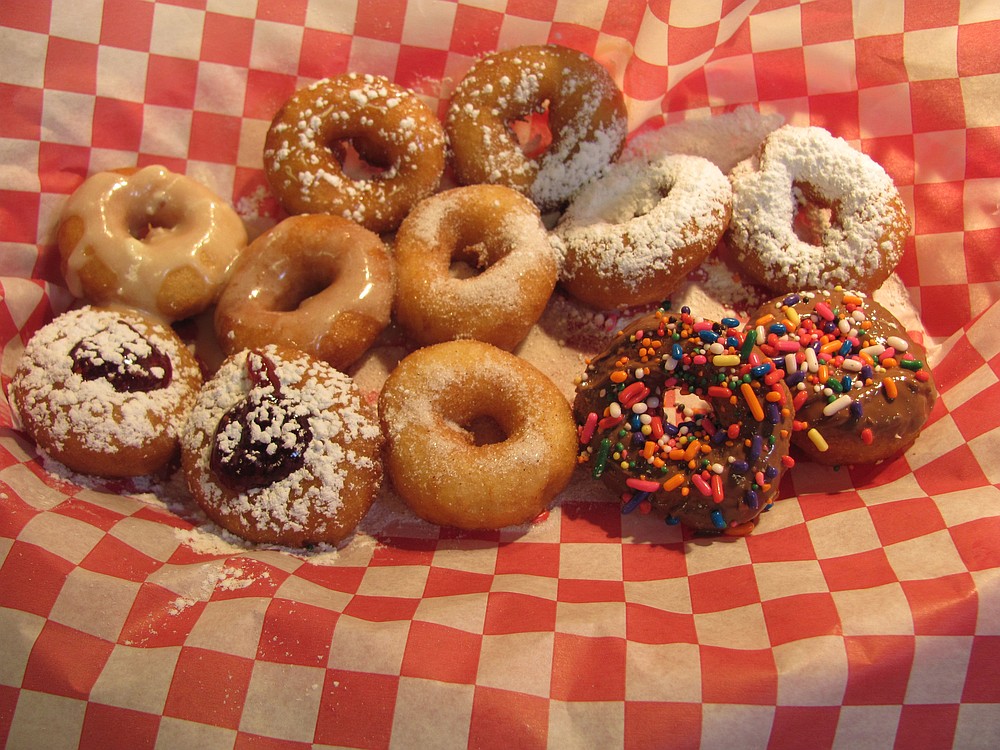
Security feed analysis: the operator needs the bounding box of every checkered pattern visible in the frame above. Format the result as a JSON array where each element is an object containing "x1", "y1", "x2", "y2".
[{"x1": 3, "y1": 1, "x2": 1000, "y2": 747}]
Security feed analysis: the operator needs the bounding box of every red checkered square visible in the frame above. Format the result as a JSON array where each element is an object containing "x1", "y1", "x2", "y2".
[
  {"x1": 0, "y1": 490, "x2": 37, "y2": 539},
  {"x1": 902, "y1": 574, "x2": 979, "y2": 635},
  {"x1": 0, "y1": 2, "x2": 49, "y2": 33},
  {"x1": 188, "y1": 110, "x2": 242, "y2": 164},
  {"x1": 855, "y1": 35, "x2": 907, "y2": 88},
  {"x1": 747, "y1": 523, "x2": 817, "y2": 563},
  {"x1": 700, "y1": 645, "x2": 777, "y2": 704},
  {"x1": 904, "y1": 0, "x2": 961, "y2": 31},
  {"x1": 895, "y1": 705, "x2": 959, "y2": 748},
  {"x1": 914, "y1": 443, "x2": 989, "y2": 494},
  {"x1": 550, "y1": 633, "x2": 626, "y2": 701},
  {"x1": 468, "y1": 687, "x2": 548, "y2": 750},
  {"x1": 626, "y1": 602, "x2": 698, "y2": 645},
  {"x1": 670, "y1": 68, "x2": 711, "y2": 111},
  {"x1": 163, "y1": 647, "x2": 255, "y2": 729},
  {"x1": 944, "y1": 381, "x2": 1000, "y2": 442},
  {"x1": 80, "y1": 703, "x2": 160, "y2": 750},
  {"x1": 394, "y1": 45, "x2": 449, "y2": 93},
  {"x1": 762, "y1": 593, "x2": 841, "y2": 646},
  {"x1": 560, "y1": 502, "x2": 622, "y2": 543},
  {"x1": 341, "y1": 594, "x2": 421, "y2": 622},
  {"x1": 100, "y1": 0, "x2": 155, "y2": 51},
  {"x1": 963, "y1": 636, "x2": 1000, "y2": 701},
  {"x1": 688, "y1": 565, "x2": 760, "y2": 614},
  {"x1": 400, "y1": 621, "x2": 481, "y2": 683},
  {"x1": 507, "y1": 0, "x2": 558, "y2": 23},
  {"x1": 958, "y1": 20, "x2": 1000, "y2": 76},
  {"x1": 0, "y1": 83, "x2": 44, "y2": 139},
  {"x1": 800, "y1": 0, "x2": 854, "y2": 44},
  {"x1": 21, "y1": 620, "x2": 114, "y2": 699},
  {"x1": 842, "y1": 635, "x2": 914, "y2": 704},
  {"x1": 233, "y1": 733, "x2": 311, "y2": 749},
  {"x1": 293, "y1": 563, "x2": 365, "y2": 595},
  {"x1": 52, "y1": 497, "x2": 127, "y2": 532},
  {"x1": 768, "y1": 706, "x2": 841, "y2": 749},
  {"x1": 808, "y1": 92, "x2": 859, "y2": 140},
  {"x1": 755, "y1": 48, "x2": 808, "y2": 101},
  {"x1": 869, "y1": 497, "x2": 947, "y2": 546},
  {"x1": 0, "y1": 684, "x2": 18, "y2": 746},
  {"x1": 313, "y1": 669, "x2": 398, "y2": 748},
  {"x1": 819, "y1": 549, "x2": 899, "y2": 592},
  {"x1": 0, "y1": 540, "x2": 74, "y2": 617},
  {"x1": 714, "y1": 11, "x2": 753, "y2": 58},
  {"x1": 625, "y1": 702, "x2": 701, "y2": 750},
  {"x1": 370, "y1": 537, "x2": 437, "y2": 567},
  {"x1": 200, "y1": 12, "x2": 255, "y2": 67},
  {"x1": 449, "y1": 4, "x2": 502, "y2": 56},
  {"x1": 297, "y1": 28, "x2": 352, "y2": 80},
  {"x1": 668, "y1": 23, "x2": 719, "y2": 65},
  {"x1": 243, "y1": 69, "x2": 298, "y2": 120},
  {"x1": 145, "y1": 54, "x2": 200, "y2": 108},
  {"x1": 623, "y1": 57, "x2": 668, "y2": 101},
  {"x1": 256, "y1": 599, "x2": 338, "y2": 667},
  {"x1": 355, "y1": 0, "x2": 406, "y2": 42},
  {"x1": 256, "y1": 0, "x2": 308, "y2": 25},
  {"x1": 495, "y1": 541, "x2": 560, "y2": 577},
  {"x1": 966, "y1": 128, "x2": 1000, "y2": 180},
  {"x1": 622, "y1": 542, "x2": 687, "y2": 580},
  {"x1": 484, "y1": 592, "x2": 557, "y2": 635},
  {"x1": 861, "y1": 134, "x2": 915, "y2": 187},
  {"x1": 913, "y1": 181, "x2": 965, "y2": 234},
  {"x1": 910, "y1": 79, "x2": 966, "y2": 132},
  {"x1": 0, "y1": 191, "x2": 40, "y2": 244},
  {"x1": 91, "y1": 97, "x2": 145, "y2": 152},
  {"x1": 423, "y1": 567, "x2": 492, "y2": 598},
  {"x1": 79, "y1": 535, "x2": 161, "y2": 582},
  {"x1": 44, "y1": 37, "x2": 99, "y2": 94},
  {"x1": 118, "y1": 582, "x2": 205, "y2": 648},
  {"x1": 559, "y1": 578, "x2": 625, "y2": 603},
  {"x1": 951, "y1": 518, "x2": 1000, "y2": 572}
]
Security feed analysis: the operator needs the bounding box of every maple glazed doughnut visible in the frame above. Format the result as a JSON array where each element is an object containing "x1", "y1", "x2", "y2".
[
  {"x1": 445, "y1": 44, "x2": 628, "y2": 212},
  {"x1": 214, "y1": 214, "x2": 393, "y2": 371},
  {"x1": 181, "y1": 345, "x2": 382, "y2": 547},
  {"x1": 392, "y1": 185, "x2": 557, "y2": 350},
  {"x1": 57, "y1": 166, "x2": 248, "y2": 322},
  {"x1": 9, "y1": 307, "x2": 202, "y2": 477},
  {"x1": 727, "y1": 125, "x2": 910, "y2": 293},
  {"x1": 554, "y1": 153, "x2": 733, "y2": 310},
  {"x1": 264, "y1": 73, "x2": 446, "y2": 234},
  {"x1": 574, "y1": 308, "x2": 795, "y2": 534},
  {"x1": 378, "y1": 340, "x2": 578, "y2": 530},
  {"x1": 749, "y1": 288, "x2": 936, "y2": 465}
]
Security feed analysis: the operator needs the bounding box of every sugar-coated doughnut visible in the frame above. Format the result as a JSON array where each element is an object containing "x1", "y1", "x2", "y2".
[
  {"x1": 445, "y1": 44, "x2": 628, "y2": 212},
  {"x1": 181, "y1": 345, "x2": 382, "y2": 547},
  {"x1": 214, "y1": 214, "x2": 393, "y2": 371},
  {"x1": 727, "y1": 125, "x2": 909, "y2": 293},
  {"x1": 9, "y1": 306, "x2": 202, "y2": 477},
  {"x1": 264, "y1": 73, "x2": 446, "y2": 234},
  {"x1": 574, "y1": 307, "x2": 795, "y2": 535},
  {"x1": 392, "y1": 185, "x2": 557, "y2": 350},
  {"x1": 554, "y1": 153, "x2": 733, "y2": 310},
  {"x1": 378, "y1": 340, "x2": 578, "y2": 530},
  {"x1": 57, "y1": 165, "x2": 248, "y2": 323},
  {"x1": 749, "y1": 288, "x2": 936, "y2": 465}
]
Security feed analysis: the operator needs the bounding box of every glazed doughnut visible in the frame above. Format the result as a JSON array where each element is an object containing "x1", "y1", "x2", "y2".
[
  {"x1": 57, "y1": 165, "x2": 248, "y2": 322},
  {"x1": 554, "y1": 153, "x2": 733, "y2": 310},
  {"x1": 393, "y1": 185, "x2": 557, "y2": 350},
  {"x1": 181, "y1": 345, "x2": 382, "y2": 547},
  {"x1": 445, "y1": 44, "x2": 628, "y2": 213},
  {"x1": 748, "y1": 288, "x2": 936, "y2": 465},
  {"x1": 9, "y1": 306, "x2": 202, "y2": 477},
  {"x1": 378, "y1": 340, "x2": 578, "y2": 530},
  {"x1": 574, "y1": 307, "x2": 795, "y2": 534},
  {"x1": 263, "y1": 73, "x2": 446, "y2": 234},
  {"x1": 727, "y1": 125, "x2": 909, "y2": 293},
  {"x1": 215, "y1": 214, "x2": 393, "y2": 371}
]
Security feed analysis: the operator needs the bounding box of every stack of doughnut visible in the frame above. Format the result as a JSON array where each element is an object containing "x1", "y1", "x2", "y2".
[{"x1": 12, "y1": 42, "x2": 937, "y2": 542}]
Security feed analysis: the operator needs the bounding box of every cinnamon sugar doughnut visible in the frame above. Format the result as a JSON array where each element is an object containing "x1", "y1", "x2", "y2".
[
  {"x1": 181, "y1": 345, "x2": 382, "y2": 547},
  {"x1": 264, "y1": 74, "x2": 446, "y2": 234},
  {"x1": 214, "y1": 214, "x2": 393, "y2": 371},
  {"x1": 574, "y1": 307, "x2": 795, "y2": 535},
  {"x1": 554, "y1": 153, "x2": 733, "y2": 310},
  {"x1": 445, "y1": 44, "x2": 628, "y2": 212},
  {"x1": 57, "y1": 165, "x2": 248, "y2": 322},
  {"x1": 378, "y1": 340, "x2": 577, "y2": 530},
  {"x1": 749, "y1": 288, "x2": 936, "y2": 465},
  {"x1": 10, "y1": 306, "x2": 202, "y2": 477},
  {"x1": 393, "y1": 185, "x2": 557, "y2": 350},
  {"x1": 727, "y1": 125, "x2": 909, "y2": 293}
]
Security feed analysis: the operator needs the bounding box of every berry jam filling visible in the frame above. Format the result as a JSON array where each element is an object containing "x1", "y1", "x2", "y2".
[
  {"x1": 210, "y1": 351, "x2": 312, "y2": 493},
  {"x1": 70, "y1": 321, "x2": 173, "y2": 393}
]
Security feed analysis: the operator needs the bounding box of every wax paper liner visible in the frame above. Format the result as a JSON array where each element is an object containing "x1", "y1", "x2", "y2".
[{"x1": 2, "y1": 1, "x2": 1000, "y2": 748}]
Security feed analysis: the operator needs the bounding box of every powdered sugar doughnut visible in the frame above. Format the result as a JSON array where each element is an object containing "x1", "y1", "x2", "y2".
[
  {"x1": 181, "y1": 345, "x2": 382, "y2": 547},
  {"x1": 214, "y1": 214, "x2": 393, "y2": 370},
  {"x1": 727, "y1": 125, "x2": 909, "y2": 293},
  {"x1": 393, "y1": 185, "x2": 557, "y2": 350},
  {"x1": 378, "y1": 340, "x2": 577, "y2": 530},
  {"x1": 554, "y1": 153, "x2": 733, "y2": 310},
  {"x1": 264, "y1": 74, "x2": 446, "y2": 234},
  {"x1": 57, "y1": 166, "x2": 248, "y2": 322},
  {"x1": 10, "y1": 306, "x2": 202, "y2": 477},
  {"x1": 445, "y1": 44, "x2": 628, "y2": 212}
]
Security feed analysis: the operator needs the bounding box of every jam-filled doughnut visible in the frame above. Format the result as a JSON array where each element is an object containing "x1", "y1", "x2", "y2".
[
  {"x1": 57, "y1": 165, "x2": 248, "y2": 322},
  {"x1": 264, "y1": 73, "x2": 446, "y2": 234},
  {"x1": 378, "y1": 340, "x2": 578, "y2": 530},
  {"x1": 727, "y1": 125, "x2": 909, "y2": 293},
  {"x1": 749, "y1": 288, "x2": 936, "y2": 465},
  {"x1": 392, "y1": 185, "x2": 557, "y2": 350},
  {"x1": 554, "y1": 153, "x2": 733, "y2": 310},
  {"x1": 214, "y1": 214, "x2": 393, "y2": 371},
  {"x1": 181, "y1": 345, "x2": 382, "y2": 547},
  {"x1": 445, "y1": 44, "x2": 628, "y2": 213},
  {"x1": 574, "y1": 307, "x2": 795, "y2": 535},
  {"x1": 9, "y1": 306, "x2": 202, "y2": 477}
]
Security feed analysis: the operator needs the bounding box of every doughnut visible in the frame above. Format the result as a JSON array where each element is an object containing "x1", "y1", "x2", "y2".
[
  {"x1": 554, "y1": 153, "x2": 733, "y2": 310},
  {"x1": 181, "y1": 345, "x2": 382, "y2": 547},
  {"x1": 263, "y1": 73, "x2": 446, "y2": 234},
  {"x1": 392, "y1": 185, "x2": 557, "y2": 350},
  {"x1": 726, "y1": 125, "x2": 910, "y2": 293},
  {"x1": 9, "y1": 306, "x2": 202, "y2": 477},
  {"x1": 57, "y1": 165, "x2": 248, "y2": 322},
  {"x1": 214, "y1": 214, "x2": 393, "y2": 371},
  {"x1": 573, "y1": 307, "x2": 795, "y2": 535},
  {"x1": 378, "y1": 340, "x2": 578, "y2": 530},
  {"x1": 445, "y1": 44, "x2": 628, "y2": 213},
  {"x1": 748, "y1": 288, "x2": 936, "y2": 465}
]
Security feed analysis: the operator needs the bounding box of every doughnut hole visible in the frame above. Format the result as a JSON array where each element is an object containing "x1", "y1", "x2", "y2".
[
  {"x1": 792, "y1": 183, "x2": 837, "y2": 247},
  {"x1": 509, "y1": 105, "x2": 553, "y2": 159}
]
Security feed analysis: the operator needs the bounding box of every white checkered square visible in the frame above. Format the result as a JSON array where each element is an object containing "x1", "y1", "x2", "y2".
[
  {"x1": 625, "y1": 641, "x2": 702, "y2": 701},
  {"x1": 695, "y1": 603, "x2": 771, "y2": 649},
  {"x1": 239, "y1": 661, "x2": 325, "y2": 742},
  {"x1": 832, "y1": 583, "x2": 915, "y2": 635},
  {"x1": 327, "y1": 615, "x2": 410, "y2": 674},
  {"x1": 89, "y1": 644, "x2": 181, "y2": 714},
  {"x1": 476, "y1": 632, "x2": 554, "y2": 697},
  {"x1": 774, "y1": 636, "x2": 848, "y2": 706}
]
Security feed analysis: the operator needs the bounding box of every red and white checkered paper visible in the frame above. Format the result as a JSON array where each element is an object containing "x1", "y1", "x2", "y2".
[{"x1": 3, "y1": 1, "x2": 1000, "y2": 748}]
